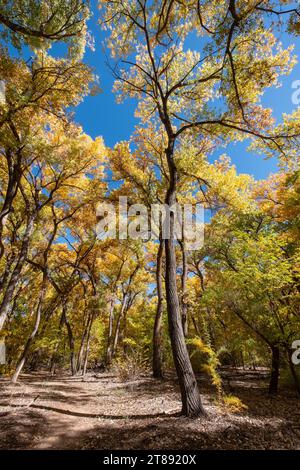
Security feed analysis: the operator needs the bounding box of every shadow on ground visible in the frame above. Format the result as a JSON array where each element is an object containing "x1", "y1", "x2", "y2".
[{"x1": 0, "y1": 370, "x2": 299, "y2": 450}]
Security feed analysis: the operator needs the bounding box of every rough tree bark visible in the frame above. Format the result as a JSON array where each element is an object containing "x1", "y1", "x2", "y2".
[
  {"x1": 164, "y1": 139, "x2": 205, "y2": 417},
  {"x1": 153, "y1": 238, "x2": 164, "y2": 379}
]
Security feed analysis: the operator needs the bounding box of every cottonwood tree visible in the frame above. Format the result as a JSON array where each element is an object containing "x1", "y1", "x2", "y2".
[
  {"x1": 108, "y1": 126, "x2": 225, "y2": 377},
  {"x1": 0, "y1": 50, "x2": 96, "y2": 259},
  {"x1": 6, "y1": 127, "x2": 105, "y2": 381},
  {"x1": 108, "y1": 126, "x2": 168, "y2": 377},
  {"x1": 0, "y1": 118, "x2": 105, "y2": 332},
  {"x1": 0, "y1": 0, "x2": 91, "y2": 57},
  {"x1": 99, "y1": 0, "x2": 299, "y2": 416},
  {"x1": 202, "y1": 194, "x2": 300, "y2": 394}
]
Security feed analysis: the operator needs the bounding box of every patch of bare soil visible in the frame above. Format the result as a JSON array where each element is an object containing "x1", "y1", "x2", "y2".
[{"x1": 0, "y1": 369, "x2": 299, "y2": 450}]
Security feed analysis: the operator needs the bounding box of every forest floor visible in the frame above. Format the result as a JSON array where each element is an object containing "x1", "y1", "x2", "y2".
[{"x1": 0, "y1": 368, "x2": 299, "y2": 450}]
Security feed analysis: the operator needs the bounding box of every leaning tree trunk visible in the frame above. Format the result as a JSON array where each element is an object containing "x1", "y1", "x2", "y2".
[
  {"x1": 77, "y1": 313, "x2": 92, "y2": 373},
  {"x1": 11, "y1": 274, "x2": 47, "y2": 383},
  {"x1": 164, "y1": 143, "x2": 205, "y2": 417},
  {"x1": 0, "y1": 148, "x2": 22, "y2": 260},
  {"x1": 269, "y1": 345, "x2": 280, "y2": 395},
  {"x1": 82, "y1": 326, "x2": 92, "y2": 377},
  {"x1": 153, "y1": 238, "x2": 164, "y2": 379},
  {"x1": 191, "y1": 315, "x2": 201, "y2": 336},
  {"x1": 0, "y1": 214, "x2": 35, "y2": 331}
]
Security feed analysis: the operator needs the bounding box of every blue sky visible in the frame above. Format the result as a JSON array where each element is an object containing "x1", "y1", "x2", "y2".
[{"x1": 65, "y1": 1, "x2": 300, "y2": 181}]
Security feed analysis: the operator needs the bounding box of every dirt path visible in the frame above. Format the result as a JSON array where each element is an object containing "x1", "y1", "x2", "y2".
[{"x1": 0, "y1": 371, "x2": 299, "y2": 450}]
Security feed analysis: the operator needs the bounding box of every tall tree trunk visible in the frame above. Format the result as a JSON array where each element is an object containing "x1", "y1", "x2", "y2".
[
  {"x1": 50, "y1": 310, "x2": 65, "y2": 375},
  {"x1": 153, "y1": 238, "x2": 164, "y2": 379},
  {"x1": 269, "y1": 345, "x2": 280, "y2": 395},
  {"x1": 62, "y1": 300, "x2": 76, "y2": 376},
  {"x1": 11, "y1": 274, "x2": 47, "y2": 383},
  {"x1": 82, "y1": 322, "x2": 92, "y2": 377},
  {"x1": 164, "y1": 141, "x2": 205, "y2": 417},
  {"x1": 77, "y1": 313, "x2": 91, "y2": 373},
  {"x1": 37, "y1": 294, "x2": 61, "y2": 340},
  {"x1": 0, "y1": 214, "x2": 35, "y2": 331},
  {"x1": 0, "y1": 149, "x2": 22, "y2": 260},
  {"x1": 105, "y1": 298, "x2": 115, "y2": 366},
  {"x1": 111, "y1": 294, "x2": 128, "y2": 360}
]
